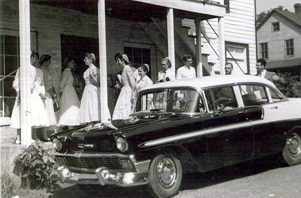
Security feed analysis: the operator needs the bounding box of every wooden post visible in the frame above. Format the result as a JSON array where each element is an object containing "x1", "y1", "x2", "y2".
[
  {"x1": 167, "y1": 8, "x2": 176, "y2": 79},
  {"x1": 98, "y1": 0, "x2": 111, "y2": 123},
  {"x1": 195, "y1": 17, "x2": 203, "y2": 77},
  {"x1": 218, "y1": 17, "x2": 225, "y2": 75},
  {"x1": 19, "y1": 0, "x2": 32, "y2": 145}
]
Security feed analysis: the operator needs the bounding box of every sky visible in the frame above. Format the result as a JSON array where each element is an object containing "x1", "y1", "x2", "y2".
[{"x1": 256, "y1": 0, "x2": 301, "y2": 13}]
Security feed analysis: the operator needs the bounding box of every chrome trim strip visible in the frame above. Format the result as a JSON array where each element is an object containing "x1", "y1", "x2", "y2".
[
  {"x1": 140, "y1": 121, "x2": 252, "y2": 147},
  {"x1": 55, "y1": 152, "x2": 129, "y2": 158},
  {"x1": 140, "y1": 116, "x2": 301, "y2": 147}
]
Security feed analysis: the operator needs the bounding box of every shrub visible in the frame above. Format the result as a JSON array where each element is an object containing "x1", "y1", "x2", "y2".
[
  {"x1": 12, "y1": 141, "x2": 59, "y2": 191},
  {"x1": 1, "y1": 172, "x2": 14, "y2": 198},
  {"x1": 274, "y1": 72, "x2": 301, "y2": 98}
]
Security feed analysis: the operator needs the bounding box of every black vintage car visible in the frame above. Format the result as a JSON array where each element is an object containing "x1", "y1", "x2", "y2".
[{"x1": 51, "y1": 75, "x2": 301, "y2": 198}]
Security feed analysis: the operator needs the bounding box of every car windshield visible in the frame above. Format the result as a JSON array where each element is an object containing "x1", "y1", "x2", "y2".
[{"x1": 133, "y1": 87, "x2": 204, "y2": 114}]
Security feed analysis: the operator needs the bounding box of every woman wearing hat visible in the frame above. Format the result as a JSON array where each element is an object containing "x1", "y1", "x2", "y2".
[
  {"x1": 112, "y1": 54, "x2": 136, "y2": 119},
  {"x1": 78, "y1": 53, "x2": 100, "y2": 123}
]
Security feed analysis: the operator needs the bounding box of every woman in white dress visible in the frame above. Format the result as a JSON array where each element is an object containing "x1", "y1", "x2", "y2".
[
  {"x1": 157, "y1": 57, "x2": 175, "y2": 83},
  {"x1": 132, "y1": 64, "x2": 154, "y2": 111},
  {"x1": 78, "y1": 53, "x2": 101, "y2": 124},
  {"x1": 39, "y1": 54, "x2": 57, "y2": 126},
  {"x1": 132, "y1": 64, "x2": 153, "y2": 99},
  {"x1": 10, "y1": 51, "x2": 48, "y2": 143},
  {"x1": 58, "y1": 57, "x2": 80, "y2": 127},
  {"x1": 112, "y1": 54, "x2": 136, "y2": 120}
]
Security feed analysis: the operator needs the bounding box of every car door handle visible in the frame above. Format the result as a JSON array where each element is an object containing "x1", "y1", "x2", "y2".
[{"x1": 270, "y1": 106, "x2": 278, "y2": 109}]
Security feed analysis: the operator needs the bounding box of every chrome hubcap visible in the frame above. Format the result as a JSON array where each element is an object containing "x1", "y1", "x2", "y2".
[
  {"x1": 157, "y1": 158, "x2": 176, "y2": 188},
  {"x1": 286, "y1": 134, "x2": 301, "y2": 156}
]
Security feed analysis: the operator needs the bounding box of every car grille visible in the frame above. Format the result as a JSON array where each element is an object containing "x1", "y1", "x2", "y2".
[{"x1": 55, "y1": 156, "x2": 123, "y2": 171}]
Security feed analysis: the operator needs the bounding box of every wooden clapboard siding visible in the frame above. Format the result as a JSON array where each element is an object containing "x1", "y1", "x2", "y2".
[{"x1": 203, "y1": 0, "x2": 256, "y2": 74}]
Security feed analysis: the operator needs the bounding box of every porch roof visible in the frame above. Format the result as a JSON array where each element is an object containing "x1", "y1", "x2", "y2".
[
  {"x1": 32, "y1": 0, "x2": 226, "y2": 21},
  {"x1": 266, "y1": 58, "x2": 301, "y2": 69}
]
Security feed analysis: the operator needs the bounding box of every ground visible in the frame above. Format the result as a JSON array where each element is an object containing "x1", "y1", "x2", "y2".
[{"x1": 7, "y1": 154, "x2": 301, "y2": 198}]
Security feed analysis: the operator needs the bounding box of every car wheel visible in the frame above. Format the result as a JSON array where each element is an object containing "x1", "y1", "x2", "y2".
[
  {"x1": 283, "y1": 132, "x2": 301, "y2": 165},
  {"x1": 147, "y1": 154, "x2": 182, "y2": 198},
  {"x1": 77, "y1": 184, "x2": 107, "y2": 196}
]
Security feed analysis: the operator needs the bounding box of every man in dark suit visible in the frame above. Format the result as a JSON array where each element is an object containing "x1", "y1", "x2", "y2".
[{"x1": 256, "y1": 58, "x2": 282, "y2": 83}]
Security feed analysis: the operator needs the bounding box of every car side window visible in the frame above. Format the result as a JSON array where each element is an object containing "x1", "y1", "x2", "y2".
[
  {"x1": 137, "y1": 88, "x2": 203, "y2": 113},
  {"x1": 240, "y1": 85, "x2": 268, "y2": 106},
  {"x1": 205, "y1": 86, "x2": 238, "y2": 111},
  {"x1": 268, "y1": 87, "x2": 284, "y2": 102}
]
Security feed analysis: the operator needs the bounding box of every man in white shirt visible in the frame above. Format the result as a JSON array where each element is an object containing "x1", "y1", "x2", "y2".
[
  {"x1": 225, "y1": 62, "x2": 233, "y2": 75},
  {"x1": 176, "y1": 54, "x2": 196, "y2": 80}
]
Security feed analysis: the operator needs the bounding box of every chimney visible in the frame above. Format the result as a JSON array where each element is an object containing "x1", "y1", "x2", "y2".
[{"x1": 294, "y1": 3, "x2": 301, "y2": 15}]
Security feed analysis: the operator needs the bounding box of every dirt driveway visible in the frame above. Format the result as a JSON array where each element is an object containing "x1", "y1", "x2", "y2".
[{"x1": 46, "y1": 154, "x2": 301, "y2": 198}]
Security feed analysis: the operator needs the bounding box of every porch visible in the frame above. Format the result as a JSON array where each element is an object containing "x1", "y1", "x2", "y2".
[{"x1": 1, "y1": 0, "x2": 227, "y2": 145}]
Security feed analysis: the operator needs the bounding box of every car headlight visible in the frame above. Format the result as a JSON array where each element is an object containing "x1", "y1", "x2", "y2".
[
  {"x1": 52, "y1": 137, "x2": 63, "y2": 152},
  {"x1": 116, "y1": 137, "x2": 128, "y2": 152}
]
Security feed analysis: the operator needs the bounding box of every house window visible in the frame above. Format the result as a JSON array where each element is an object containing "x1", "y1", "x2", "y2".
[
  {"x1": 272, "y1": 22, "x2": 280, "y2": 32},
  {"x1": 0, "y1": 35, "x2": 20, "y2": 117},
  {"x1": 285, "y1": 39, "x2": 294, "y2": 57},
  {"x1": 124, "y1": 46, "x2": 151, "y2": 77},
  {"x1": 0, "y1": 30, "x2": 36, "y2": 117},
  {"x1": 259, "y1": 43, "x2": 268, "y2": 59}
]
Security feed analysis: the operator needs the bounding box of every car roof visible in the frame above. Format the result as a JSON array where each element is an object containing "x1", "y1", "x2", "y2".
[{"x1": 142, "y1": 75, "x2": 276, "y2": 91}]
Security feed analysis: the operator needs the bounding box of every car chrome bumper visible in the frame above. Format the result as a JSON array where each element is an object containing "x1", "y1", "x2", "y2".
[{"x1": 56, "y1": 162, "x2": 150, "y2": 187}]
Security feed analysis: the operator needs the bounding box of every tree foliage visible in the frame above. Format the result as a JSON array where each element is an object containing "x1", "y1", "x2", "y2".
[
  {"x1": 274, "y1": 72, "x2": 301, "y2": 98},
  {"x1": 256, "y1": 6, "x2": 287, "y2": 27}
]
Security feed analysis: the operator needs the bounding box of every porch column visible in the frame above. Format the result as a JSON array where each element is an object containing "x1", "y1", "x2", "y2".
[
  {"x1": 19, "y1": 0, "x2": 32, "y2": 145},
  {"x1": 98, "y1": 0, "x2": 111, "y2": 123},
  {"x1": 167, "y1": 8, "x2": 176, "y2": 79},
  {"x1": 218, "y1": 17, "x2": 225, "y2": 75},
  {"x1": 195, "y1": 17, "x2": 203, "y2": 77}
]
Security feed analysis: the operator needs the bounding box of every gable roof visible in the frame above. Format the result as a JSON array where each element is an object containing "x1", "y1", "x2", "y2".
[{"x1": 257, "y1": 9, "x2": 301, "y2": 30}]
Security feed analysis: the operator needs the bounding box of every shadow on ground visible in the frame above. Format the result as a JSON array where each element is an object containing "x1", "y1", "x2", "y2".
[
  {"x1": 180, "y1": 153, "x2": 287, "y2": 191},
  {"x1": 48, "y1": 154, "x2": 287, "y2": 198}
]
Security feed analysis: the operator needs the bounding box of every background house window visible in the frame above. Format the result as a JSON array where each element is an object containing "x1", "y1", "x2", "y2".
[
  {"x1": 259, "y1": 43, "x2": 268, "y2": 59},
  {"x1": 272, "y1": 22, "x2": 280, "y2": 32},
  {"x1": 285, "y1": 39, "x2": 294, "y2": 57}
]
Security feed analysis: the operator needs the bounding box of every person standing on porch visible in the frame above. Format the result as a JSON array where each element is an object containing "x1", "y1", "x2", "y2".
[
  {"x1": 132, "y1": 64, "x2": 153, "y2": 100},
  {"x1": 39, "y1": 54, "x2": 58, "y2": 126},
  {"x1": 58, "y1": 57, "x2": 80, "y2": 127},
  {"x1": 112, "y1": 54, "x2": 136, "y2": 120},
  {"x1": 176, "y1": 54, "x2": 196, "y2": 80},
  {"x1": 10, "y1": 51, "x2": 48, "y2": 143},
  {"x1": 78, "y1": 53, "x2": 101, "y2": 123},
  {"x1": 157, "y1": 57, "x2": 174, "y2": 82}
]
